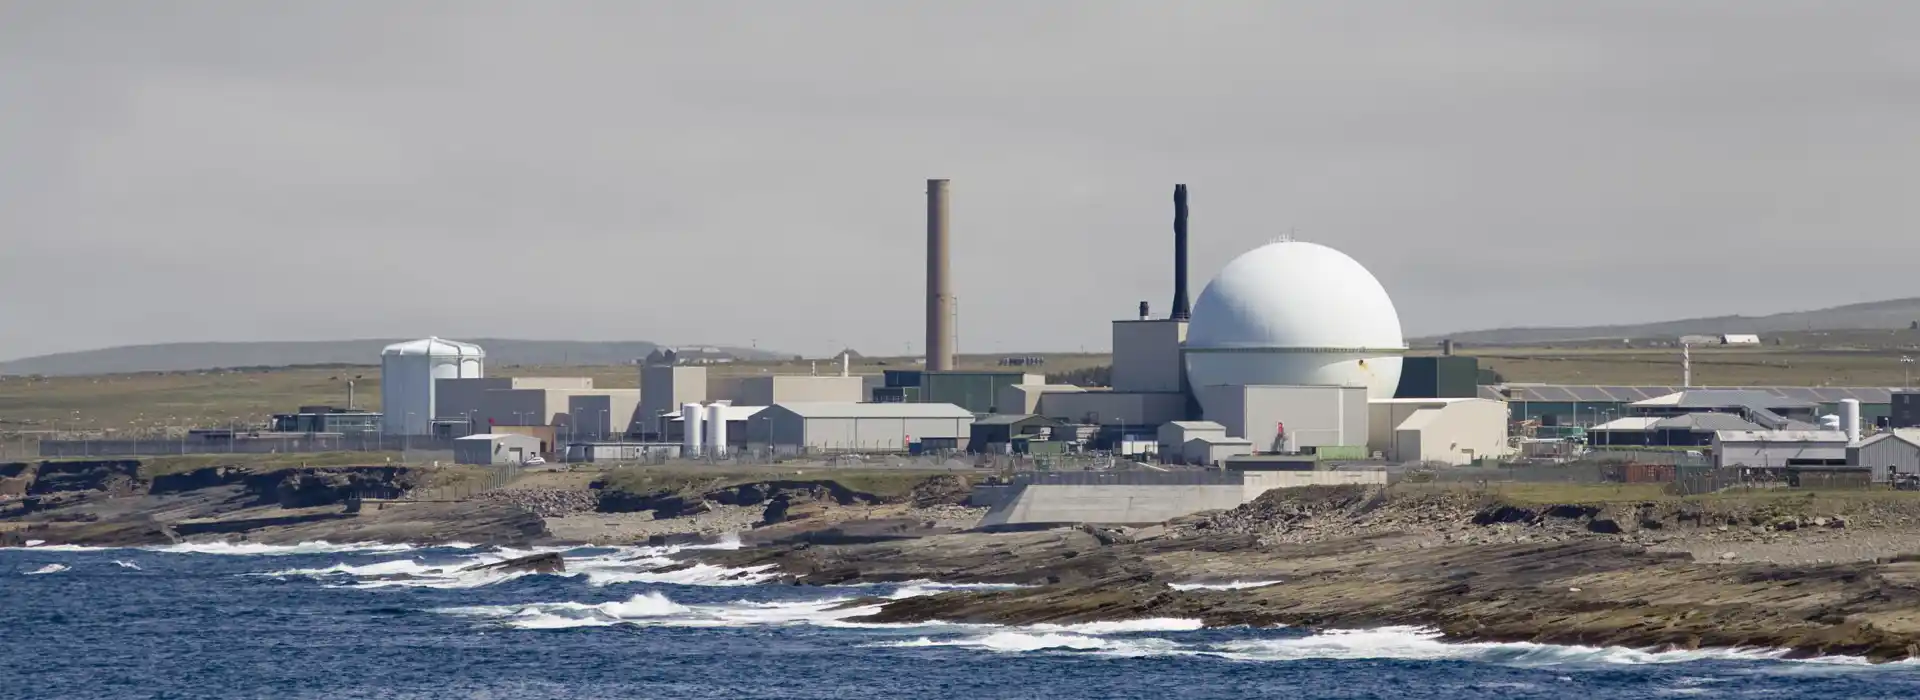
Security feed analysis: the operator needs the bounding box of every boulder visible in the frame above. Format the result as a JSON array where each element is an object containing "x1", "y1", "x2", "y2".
[{"x1": 460, "y1": 552, "x2": 565, "y2": 574}]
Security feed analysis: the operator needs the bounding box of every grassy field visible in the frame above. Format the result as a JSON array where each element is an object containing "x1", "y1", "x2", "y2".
[{"x1": 1436, "y1": 346, "x2": 1919, "y2": 387}]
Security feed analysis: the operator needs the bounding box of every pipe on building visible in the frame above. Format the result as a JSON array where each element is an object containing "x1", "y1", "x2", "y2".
[
  {"x1": 1171, "y1": 184, "x2": 1191, "y2": 321},
  {"x1": 926, "y1": 178, "x2": 955, "y2": 371}
]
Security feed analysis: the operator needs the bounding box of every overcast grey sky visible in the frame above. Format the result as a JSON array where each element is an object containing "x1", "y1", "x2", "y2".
[{"x1": 4, "y1": 1, "x2": 1916, "y2": 361}]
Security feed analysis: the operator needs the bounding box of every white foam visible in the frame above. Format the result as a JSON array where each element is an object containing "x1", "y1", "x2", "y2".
[
  {"x1": 23, "y1": 540, "x2": 44, "y2": 547},
  {"x1": 887, "y1": 581, "x2": 1030, "y2": 599},
  {"x1": 882, "y1": 632, "x2": 1191, "y2": 657},
  {"x1": 1028, "y1": 618, "x2": 1206, "y2": 635},
  {"x1": 437, "y1": 591, "x2": 885, "y2": 631},
  {"x1": 252, "y1": 545, "x2": 773, "y2": 590},
  {"x1": 149, "y1": 541, "x2": 417, "y2": 556},
  {"x1": 8, "y1": 544, "x2": 111, "y2": 552},
  {"x1": 1207, "y1": 627, "x2": 1847, "y2": 666},
  {"x1": 25, "y1": 564, "x2": 68, "y2": 575},
  {"x1": 113, "y1": 560, "x2": 142, "y2": 570},
  {"x1": 1169, "y1": 580, "x2": 1282, "y2": 591}
]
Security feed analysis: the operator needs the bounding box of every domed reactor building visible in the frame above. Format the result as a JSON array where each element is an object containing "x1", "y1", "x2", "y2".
[
  {"x1": 1052, "y1": 184, "x2": 1507, "y2": 465},
  {"x1": 1183, "y1": 239, "x2": 1406, "y2": 401}
]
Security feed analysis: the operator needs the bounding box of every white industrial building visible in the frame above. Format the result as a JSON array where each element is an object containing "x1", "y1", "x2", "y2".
[
  {"x1": 1195, "y1": 385, "x2": 1369, "y2": 453},
  {"x1": 1712, "y1": 430, "x2": 1850, "y2": 468},
  {"x1": 380, "y1": 337, "x2": 485, "y2": 435},
  {"x1": 1183, "y1": 435, "x2": 1254, "y2": 466},
  {"x1": 454, "y1": 433, "x2": 542, "y2": 465},
  {"x1": 735, "y1": 375, "x2": 865, "y2": 406},
  {"x1": 746, "y1": 402, "x2": 975, "y2": 452},
  {"x1": 1158, "y1": 421, "x2": 1226, "y2": 456},
  {"x1": 662, "y1": 403, "x2": 767, "y2": 452},
  {"x1": 435, "y1": 376, "x2": 641, "y2": 439},
  {"x1": 1368, "y1": 398, "x2": 1510, "y2": 466}
]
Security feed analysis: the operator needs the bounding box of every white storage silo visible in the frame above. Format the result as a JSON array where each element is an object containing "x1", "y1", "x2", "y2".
[
  {"x1": 682, "y1": 402, "x2": 704, "y2": 457},
  {"x1": 706, "y1": 403, "x2": 728, "y2": 457},
  {"x1": 1841, "y1": 398, "x2": 1862, "y2": 443},
  {"x1": 380, "y1": 337, "x2": 486, "y2": 436}
]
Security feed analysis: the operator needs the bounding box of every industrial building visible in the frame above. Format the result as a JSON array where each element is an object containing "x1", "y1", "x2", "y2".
[
  {"x1": 745, "y1": 402, "x2": 975, "y2": 453},
  {"x1": 1848, "y1": 429, "x2": 1920, "y2": 482},
  {"x1": 967, "y1": 414, "x2": 1069, "y2": 454},
  {"x1": 1368, "y1": 398, "x2": 1510, "y2": 465},
  {"x1": 661, "y1": 403, "x2": 766, "y2": 452},
  {"x1": 270, "y1": 406, "x2": 380, "y2": 435},
  {"x1": 1490, "y1": 384, "x2": 1894, "y2": 434},
  {"x1": 1712, "y1": 430, "x2": 1850, "y2": 469},
  {"x1": 638, "y1": 363, "x2": 708, "y2": 441},
  {"x1": 1157, "y1": 421, "x2": 1226, "y2": 457},
  {"x1": 380, "y1": 337, "x2": 485, "y2": 435},
  {"x1": 435, "y1": 376, "x2": 641, "y2": 441},
  {"x1": 1194, "y1": 385, "x2": 1368, "y2": 453},
  {"x1": 872, "y1": 369, "x2": 1042, "y2": 413},
  {"x1": 737, "y1": 374, "x2": 864, "y2": 406},
  {"x1": 454, "y1": 433, "x2": 542, "y2": 465}
]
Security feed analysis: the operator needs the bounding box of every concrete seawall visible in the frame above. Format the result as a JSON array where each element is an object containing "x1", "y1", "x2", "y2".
[{"x1": 976, "y1": 469, "x2": 1387, "y2": 527}]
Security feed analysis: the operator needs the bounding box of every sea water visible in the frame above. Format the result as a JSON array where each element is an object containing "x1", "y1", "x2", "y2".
[{"x1": 6, "y1": 543, "x2": 1920, "y2": 700}]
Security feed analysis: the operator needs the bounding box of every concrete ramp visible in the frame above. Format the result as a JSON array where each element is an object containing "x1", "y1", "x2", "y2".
[{"x1": 974, "y1": 469, "x2": 1390, "y2": 527}]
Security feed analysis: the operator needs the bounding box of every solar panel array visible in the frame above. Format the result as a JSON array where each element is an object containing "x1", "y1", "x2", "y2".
[{"x1": 1488, "y1": 385, "x2": 1896, "y2": 404}]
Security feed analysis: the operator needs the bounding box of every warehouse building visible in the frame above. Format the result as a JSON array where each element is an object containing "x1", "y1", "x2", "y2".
[
  {"x1": 745, "y1": 402, "x2": 975, "y2": 453},
  {"x1": 1848, "y1": 429, "x2": 1920, "y2": 482},
  {"x1": 1157, "y1": 421, "x2": 1227, "y2": 457},
  {"x1": 968, "y1": 414, "x2": 1069, "y2": 454},
  {"x1": 1184, "y1": 435, "x2": 1255, "y2": 466},
  {"x1": 1488, "y1": 384, "x2": 1892, "y2": 434},
  {"x1": 1712, "y1": 430, "x2": 1849, "y2": 469}
]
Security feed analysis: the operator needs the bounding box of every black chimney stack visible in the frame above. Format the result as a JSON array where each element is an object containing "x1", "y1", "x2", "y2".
[{"x1": 1170, "y1": 184, "x2": 1191, "y2": 320}]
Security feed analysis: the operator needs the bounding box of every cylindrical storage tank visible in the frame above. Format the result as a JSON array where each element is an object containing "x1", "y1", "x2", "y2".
[
  {"x1": 1819, "y1": 414, "x2": 1841, "y2": 431},
  {"x1": 681, "y1": 402, "x2": 704, "y2": 457},
  {"x1": 1841, "y1": 398, "x2": 1862, "y2": 443},
  {"x1": 706, "y1": 403, "x2": 728, "y2": 457}
]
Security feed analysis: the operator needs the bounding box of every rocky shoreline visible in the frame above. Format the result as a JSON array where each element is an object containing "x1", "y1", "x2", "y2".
[
  {"x1": 13, "y1": 458, "x2": 1920, "y2": 662},
  {"x1": 690, "y1": 485, "x2": 1920, "y2": 662}
]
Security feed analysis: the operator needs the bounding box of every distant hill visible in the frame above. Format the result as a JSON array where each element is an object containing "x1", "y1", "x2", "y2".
[
  {"x1": 1422, "y1": 298, "x2": 1920, "y2": 346},
  {"x1": 0, "y1": 339, "x2": 786, "y2": 376}
]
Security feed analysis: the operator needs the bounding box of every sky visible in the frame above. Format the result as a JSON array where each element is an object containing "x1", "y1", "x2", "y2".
[{"x1": 4, "y1": 1, "x2": 1918, "y2": 361}]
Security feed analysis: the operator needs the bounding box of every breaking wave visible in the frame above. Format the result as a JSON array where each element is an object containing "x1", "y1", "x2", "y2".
[
  {"x1": 437, "y1": 592, "x2": 885, "y2": 631},
  {"x1": 25, "y1": 564, "x2": 69, "y2": 575},
  {"x1": 1168, "y1": 580, "x2": 1282, "y2": 591},
  {"x1": 113, "y1": 560, "x2": 142, "y2": 570},
  {"x1": 149, "y1": 541, "x2": 429, "y2": 556},
  {"x1": 253, "y1": 545, "x2": 774, "y2": 589}
]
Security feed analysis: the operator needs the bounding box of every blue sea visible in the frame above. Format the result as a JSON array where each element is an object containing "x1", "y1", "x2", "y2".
[{"x1": 7, "y1": 541, "x2": 1920, "y2": 700}]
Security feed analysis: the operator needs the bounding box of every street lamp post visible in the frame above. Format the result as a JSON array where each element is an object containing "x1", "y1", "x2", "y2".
[{"x1": 1903, "y1": 356, "x2": 1914, "y2": 390}]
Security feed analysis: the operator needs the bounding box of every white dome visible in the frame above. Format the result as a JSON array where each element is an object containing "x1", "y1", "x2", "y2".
[
  {"x1": 381, "y1": 337, "x2": 486, "y2": 358},
  {"x1": 1184, "y1": 241, "x2": 1406, "y2": 401}
]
